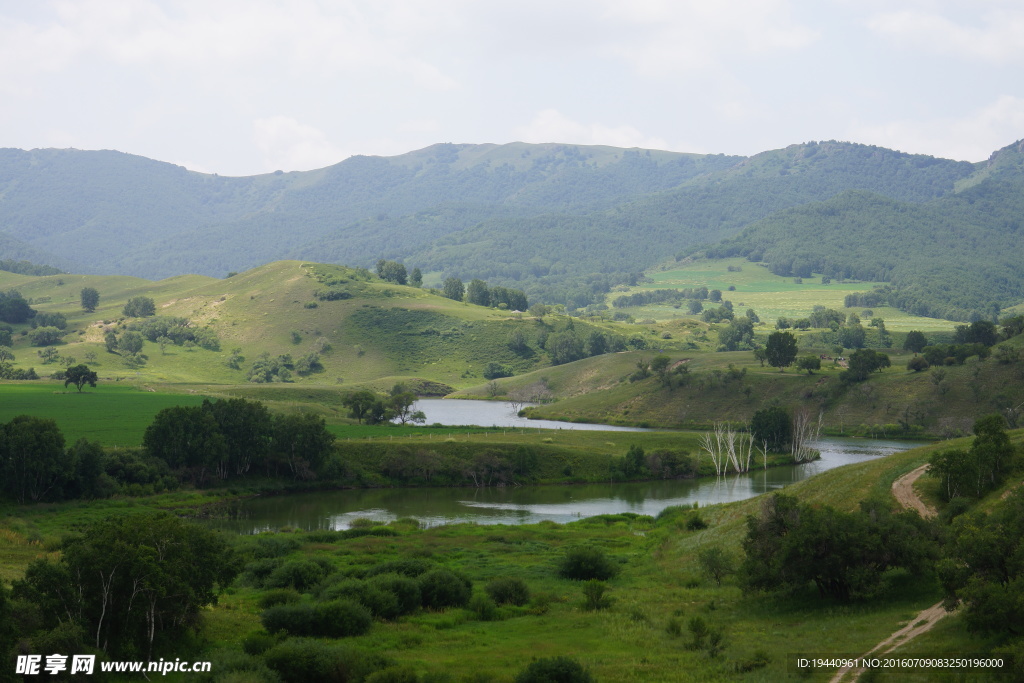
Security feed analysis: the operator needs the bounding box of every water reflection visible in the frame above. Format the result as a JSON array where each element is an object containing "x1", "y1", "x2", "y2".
[{"x1": 212, "y1": 437, "x2": 921, "y2": 533}]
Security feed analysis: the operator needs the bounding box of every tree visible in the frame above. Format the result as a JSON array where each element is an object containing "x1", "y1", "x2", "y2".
[
  {"x1": 12, "y1": 513, "x2": 236, "y2": 658},
  {"x1": 201, "y1": 398, "x2": 273, "y2": 477},
  {"x1": 0, "y1": 415, "x2": 72, "y2": 503},
  {"x1": 272, "y1": 412, "x2": 335, "y2": 478},
  {"x1": 0, "y1": 289, "x2": 34, "y2": 323},
  {"x1": 143, "y1": 406, "x2": 225, "y2": 484},
  {"x1": 118, "y1": 331, "x2": 145, "y2": 354},
  {"x1": 64, "y1": 364, "x2": 98, "y2": 392},
  {"x1": 389, "y1": 387, "x2": 425, "y2": 425},
  {"x1": 122, "y1": 296, "x2": 156, "y2": 317},
  {"x1": 376, "y1": 259, "x2": 408, "y2": 285},
  {"x1": 442, "y1": 277, "x2": 464, "y2": 301},
  {"x1": 841, "y1": 349, "x2": 891, "y2": 383},
  {"x1": 466, "y1": 279, "x2": 490, "y2": 306},
  {"x1": 764, "y1": 331, "x2": 798, "y2": 371},
  {"x1": 343, "y1": 390, "x2": 378, "y2": 424},
  {"x1": 750, "y1": 407, "x2": 791, "y2": 452},
  {"x1": 906, "y1": 356, "x2": 929, "y2": 372},
  {"x1": 104, "y1": 330, "x2": 118, "y2": 353},
  {"x1": 902, "y1": 330, "x2": 927, "y2": 352},
  {"x1": 30, "y1": 326, "x2": 63, "y2": 346},
  {"x1": 797, "y1": 355, "x2": 821, "y2": 374},
  {"x1": 409, "y1": 267, "x2": 423, "y2": 287},
  {"x1": 80, "y1": 287, "x2": 100, "y2": 312}
]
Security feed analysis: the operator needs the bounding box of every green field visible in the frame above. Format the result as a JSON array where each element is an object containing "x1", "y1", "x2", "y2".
[
  {"x1": 0, "y1": 382, "x2": 208, "y2": 446},
  {"x1": 614, "y1": 257, "x2": 959, "y2": 333}
]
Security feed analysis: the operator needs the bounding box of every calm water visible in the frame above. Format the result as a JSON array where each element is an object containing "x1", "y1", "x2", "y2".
[
  {"x1": 408, "y1": 398, "x2": 652, "y2": 431},
  {"x1": 213, "y1": 407, "x2": 920, "y2": 532}
]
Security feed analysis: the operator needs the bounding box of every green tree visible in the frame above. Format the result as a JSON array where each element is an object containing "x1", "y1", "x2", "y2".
[
  {"x1": 0, "y1": 415, "x2": 72, "y2": 503},
  {"x1": 119, "y1": 331, "x2": 145, "y2": 354},
  {"x1": 64, "y1": 364, "x2": 98, "y2": 392},
  {"x1": 343, "y1": 390, "x2": 378, "y2": 424},
  {"x1": 201, "y1": 398, "x2": 273, "y2": 478},
  {"x1": 409, "y1": 267, "x2": 423, "y2": 287},
  {"x1": 0, "y1": 289, "x2": 34, "y2": 324},
  {"x1": 272, "y1": 413, "x2": 335, "y2": 478},
  {"x1": 797, "y1": 355, "x2": 821, "y2": 374},
  {"x1": 750, "y1": 407, "x2": 791, "y2": 452},
  {"x1": 143, "y1": 406, "x2": 225, "y2": 484},
  {"x1": 841, "y1": 349, "x2": 891, "y2": 383},
  {"x1": 548, "y1": 332, "x2": 584, "y2": 365},
  {"x1": 441, "y1": 277, "x2": 464, "y2": 301},
  {"x1": 122, "y1": 296, "x2": 156, "y2": 317},
  {"x1": 30, "y1": 326, "x2": 63, "y2": 346},
  {"x1": 104, "y1": 330, "x2": 118, "y2": 353},
  {"x1": 764, "y1": 331, "x2": 798, "y2": 371},
  {"x1": 465, "y1": 279, "x2": 490, "y2": 306},
  {"x1": 80, "y1": 287, "x2": 100, "y2": 312},
  {"x1": 12, "y1": 513, "x2": 236, "y2": 658}
]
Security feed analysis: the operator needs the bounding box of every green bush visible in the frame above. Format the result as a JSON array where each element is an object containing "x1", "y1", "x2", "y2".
[
  {"x1": 581, "y1": 580, "x2": 611, "y2": 610},
  {"x1": 252, "y1": 535, "x2": 301, "y2": 558},
  {"x1": 258, "y1": 588, "x2": 302, "y2": 609},
  {"x1": 557, "y1": 547, "x2": 618, "y2": 581},
  {"x1": 366, "y1": 558, "x2": 434, "y2": 578},
  {"x1": 263, "y1": 638, "x2": 390, "y2": 683},
  {"x1": 369, "y1": 573, "x2": 422, "y2": 616},
  {"x1": 241, "y1": 630, "x2": 278, "y2": 656},
  {"x1": 261, "y1": 599, "x2": 372, "y2": 638},
  {"x1": 468, "y1": 592, "x2": 499, "y2": 621},
  {"x1": 265, "y1": 560, "x2": 329, "y2": 591},
  {"x1": 418, "y1": 569, "x2": 472, "y2": 610},
  {"x1": 514, "y1": 657, "x2": 595, "y2": 683},
  {"x1": 485, "y1": 577, "x2": 530, "y2": 606}
]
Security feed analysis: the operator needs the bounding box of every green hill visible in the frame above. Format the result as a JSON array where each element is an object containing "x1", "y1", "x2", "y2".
[{"x1": 0, "y1": 260, "x2": 662, "y2": 391}]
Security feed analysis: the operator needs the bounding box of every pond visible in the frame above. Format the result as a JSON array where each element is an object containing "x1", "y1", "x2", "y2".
[{"x1": 212, "y1": 434, "x2": 921, "y2": 534}]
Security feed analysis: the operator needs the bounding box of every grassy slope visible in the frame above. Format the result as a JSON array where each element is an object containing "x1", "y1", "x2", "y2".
[
  {"x1": 614, "y1": 256, "x2": 958, "y2": 332},
  {"x1": 2, "y1": 261, "x2": 652, "y2": 391}
]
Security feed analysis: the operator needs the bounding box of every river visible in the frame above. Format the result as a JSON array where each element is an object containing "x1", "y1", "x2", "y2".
[{"x1": 212, "y1": 400, "x2": 921, "y2": 533}]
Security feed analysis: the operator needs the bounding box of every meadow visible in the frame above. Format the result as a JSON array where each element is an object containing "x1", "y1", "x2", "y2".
[{"x1": 614, "y1": 257, "x2": 958, "y2": 333}]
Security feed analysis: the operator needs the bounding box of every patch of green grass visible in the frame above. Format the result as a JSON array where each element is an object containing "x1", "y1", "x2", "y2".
[{"x1": 0, "y1": 382, "x2": 207, "y2": 446}]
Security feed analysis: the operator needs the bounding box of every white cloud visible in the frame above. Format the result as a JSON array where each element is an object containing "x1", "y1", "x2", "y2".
[
  {"x1": 252, "y1": 116, "x2": 348, "y2": 172},
  {"x1": 867, "y1": 6, "x2": 1024, "y2": 63},
  {"x1": 600, "y1": 0, "x2": 819, "y2": 74},
  {"x1": 848, "y1": 95, "x2": 1024, "y2": 161},
  {"x1": 515, "y1": 109, "x2": 670, "y2": 150}
]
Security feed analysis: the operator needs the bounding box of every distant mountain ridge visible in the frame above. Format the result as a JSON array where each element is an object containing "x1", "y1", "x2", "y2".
[{"x1": 1, "y1": 138, "x2": 1021, "y2": 318}]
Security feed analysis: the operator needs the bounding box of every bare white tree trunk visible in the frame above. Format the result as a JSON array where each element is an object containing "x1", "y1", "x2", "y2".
[{"x1": 791, "y1": 408, "x2": 823, "y2": 463}]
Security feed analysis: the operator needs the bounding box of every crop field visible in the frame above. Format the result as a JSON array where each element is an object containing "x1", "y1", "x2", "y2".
[{"x1": 613, "y1": 258, "x2": 958, "y2": 333}]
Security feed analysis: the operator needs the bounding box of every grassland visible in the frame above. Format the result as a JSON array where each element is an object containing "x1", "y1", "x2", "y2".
[
  {"x1": 613, "y1": 257, "x2": 958, "y2": 333},
  {"x1": 4, "y1": 434, "x2": 1020, "y2": 681}
]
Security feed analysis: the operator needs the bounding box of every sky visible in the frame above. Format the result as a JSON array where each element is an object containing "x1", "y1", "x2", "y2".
[{"x1": 1, "y1": 0, "x2": 1023, "y2": 176}]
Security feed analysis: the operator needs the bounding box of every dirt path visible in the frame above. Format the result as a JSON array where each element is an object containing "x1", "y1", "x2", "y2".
[
  {"x1": 829, "y1": 465, "x2": 945, "y2": 683},
  {"x1": 891, "y1": 464, "x2": 935, "y2": 519}
]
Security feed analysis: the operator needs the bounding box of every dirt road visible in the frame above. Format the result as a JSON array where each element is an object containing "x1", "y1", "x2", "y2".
[{"x1": 829, "y1": 464, "x2": 945, "y2": 683}]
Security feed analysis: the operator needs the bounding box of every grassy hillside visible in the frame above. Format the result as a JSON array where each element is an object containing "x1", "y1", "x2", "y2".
[
  {"x1": 0, "y1": 260, "x2": 659, "y2": 391},
  {"x1": 612, "y1": 256, "x2": 958, "y2": 332}
]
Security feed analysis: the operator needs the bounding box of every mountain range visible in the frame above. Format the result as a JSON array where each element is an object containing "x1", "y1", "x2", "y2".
[{"x1": 1, "y1": 138, "x2": 1022, "y2": 319}]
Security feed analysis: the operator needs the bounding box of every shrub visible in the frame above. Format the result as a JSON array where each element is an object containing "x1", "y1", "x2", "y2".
[
  {"x1": 261, "y1": 599, "x2": 372, "y2": 638},
  {"x1": 366, "y1": 558, "x2": 434, "y2": 578},
  {"x1": 258, "y1": 588, "x2": 302, "y2": 609},
  {"x1": 265, "y1": 560, "x2": 329, "y2": 591},
  {"x1": 557, "y1": 547, "x2": 617, "y2": 581},
  {"x1": 241, "y1": 630, "x2": 278, "y2": 656},
  {"x1": 252, "y1": 535, "x2": 302, "y2": 558},
  {"x1": 263, "y1": 638, "x2": 390, "y2": 683},
  {"x1": 261, "y1": 602, "x2": 316, "y2": 636},
  {"x1": 485, "y1": 577, "x2": 530, "y2": 606},
  {"x1": 468, "y1": 592, "x2": 500, "y2": 621},
  {"x1": 686, "y1": 514, "x2": 708, "y2": 531},
  {"x1": 581, "y1": 580, "x2": 611, "y2": 610},
  {"x1": 514, "y1": 657, "x2": 595, "y2": 683},
  {"x1": 369, "y1": 574, "x2": 421, "y2": 616},
  {"x1": 418, "y1": 569, "x2": 472, "y2": 610},
  {"x1": 907, "y1": 356, "x2": 930, "y2": 372}
]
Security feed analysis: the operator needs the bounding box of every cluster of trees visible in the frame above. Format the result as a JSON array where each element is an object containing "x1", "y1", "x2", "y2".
[
  {"x1": 342, "y1": 385, "x2": 425, "y2": 426},
  {"x1": 928, "y1": 415, "x2": 1017, "y2": 501},
  {"x1": 840, "y1": 348, "x2": 891, "y2": 383},
  {"x1": 126, "y1": 315, "x2": 220, "y2": 351},
  {"x1": 0, "y1": 258, "x2": 63, "y2": 276},
  {"x1": 0, "y1": 289, "x2": 34, "y2": 324},
  {"x1": 615, "y1": 444, "x2": 697, "y2": 480},
  {"x1": 0, "y1": 416, "x2": 129, "y2": 504},
  {"x1": 11, "y1": 513, "x2": 236, "y2": 660},
  {"x1": 144, "y1": 399, "x2": 335, "y2": 482},
  {"x1": 122, "y1": 296, "x2": 156, "y2": 317},
  {"x1": 440, "y1": 276, "x2": 529, "y2": 310},
  {"x1": 612, "y1": 286, "x2": 712, "y2": 309},
  {"x1": 375, "y1": 259, "x2": 420, "y2": 286},
  {"x1": 244, "y1": 352, "x2": 323, "y2": 382},
  {"x1": 740, "y1": 493, "x2": 939, "y2": 601}
]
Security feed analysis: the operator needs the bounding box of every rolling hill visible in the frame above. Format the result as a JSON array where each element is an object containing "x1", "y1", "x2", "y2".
[{"x1": 1, "y1": 138, "x2": 1022, "y2": 319}]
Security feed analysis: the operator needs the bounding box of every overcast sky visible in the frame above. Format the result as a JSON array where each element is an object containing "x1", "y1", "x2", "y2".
[{"x1": 2, "y1": 0, "x2": 1023, "y2": 176}]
